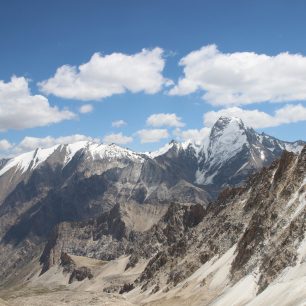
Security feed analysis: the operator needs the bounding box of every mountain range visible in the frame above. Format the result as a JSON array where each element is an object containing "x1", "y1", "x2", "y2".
[{"x1": 0, "y1": 116, "x2": 305, "y2": 305}]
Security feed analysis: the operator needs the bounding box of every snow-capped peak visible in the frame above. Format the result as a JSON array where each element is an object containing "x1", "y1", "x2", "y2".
[
  {"x1": 85, "y1": 142, "x2": 144, "y2": 161},
  {"x1": 0, "y1": 144, "x2": 60, "y2": 177},
  {"x1": 1, "y1": 117, "x2": 305, "y2": 188},
  {"x1": 0, "y1": 141, "x2": 144, "y2": 178},
  {"x1": 207, "y1": 116, "x2": 248, "y2": 157},
  {"x1": 209, "y1": 116, "x2": 246, "y2": 140},
  {"x1": 195, "y1": 117, "x2": 252, "y2": 185},
  {"x1": 144, "y1": 140, "x2": 182, "y2": 158}
]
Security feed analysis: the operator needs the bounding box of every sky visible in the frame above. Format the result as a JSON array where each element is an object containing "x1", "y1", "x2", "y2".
[{"x1": 1, "y1": 0, "x2": 306, "y2": 156}]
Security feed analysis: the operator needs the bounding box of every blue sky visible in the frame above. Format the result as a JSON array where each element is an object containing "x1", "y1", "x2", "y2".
[{"x1": 1, "y1": 0, "x2": 306, "y2": 155}]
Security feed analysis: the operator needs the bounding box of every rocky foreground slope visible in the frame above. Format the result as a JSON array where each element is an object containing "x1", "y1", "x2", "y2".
[{"x1": 0, "y1": 117, "x2": 305, "y2": 305}]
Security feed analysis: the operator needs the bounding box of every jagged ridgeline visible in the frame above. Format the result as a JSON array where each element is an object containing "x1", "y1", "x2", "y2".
[{"x1": 0, "y1": 116, "x2": 305, "y2": 305}]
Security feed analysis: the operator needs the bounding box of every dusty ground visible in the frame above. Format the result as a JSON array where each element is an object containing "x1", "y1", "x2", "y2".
[
  {"x1": 1, "y1": 244, "x2": 306, "y2": 306},
  {"x1": 6, "y1": 290, "x2": 134, "y2": 306}
]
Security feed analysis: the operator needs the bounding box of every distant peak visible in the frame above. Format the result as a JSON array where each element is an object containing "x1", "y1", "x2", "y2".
[
  {"x1": 211, "y1": 116, "x2": 245, "y2": 134},
  {"x1": 216, "y1": 116, "x2": 243, "y2": 125},
  {"x1": 108, "y1": 142, "x2": 120, "y2": 147},
  {"x1": 169, "y1": 139, "x2": 179, "y2": 145}
]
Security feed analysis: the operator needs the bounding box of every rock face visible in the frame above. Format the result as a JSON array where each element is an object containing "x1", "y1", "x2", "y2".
[
  {"x1": 0, "y1": 116, "x2": 305, "y2": 305},
  {"x1": 58, "y1": 252, "x2": 93, "y2": 284},
  {"x1": 68, "y1": 266, "x2": 93, "y2": 284}
]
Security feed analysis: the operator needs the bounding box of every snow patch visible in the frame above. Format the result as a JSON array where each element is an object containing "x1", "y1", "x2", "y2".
[
  {"x1": 64, "y1": 141, "x2": 89, "y2": 164},
  {"x1": 144, "y1": 142, "x2": 175, "y2": 158},
  {"x1": 0, "y1": 145, "x2": 59, "y2": 177},
  {"x1": 87, "y1": 143, "x2": 144, "y2": 162}
]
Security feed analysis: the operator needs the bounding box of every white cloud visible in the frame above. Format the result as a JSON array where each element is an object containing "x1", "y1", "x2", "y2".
[
  {"x1": 39, "y1": 48, "x2": 171, "y2": 101},
  {"x1": 15, "y1": 135, "x2": 99, "y2": 153},
  {"x1": 103, "y1": 132, "x2": 133, "y2": 145},
  {"x1": 0, "y1": 134, "x2": 99, "y2": 158},
  {"x1": 169, "y1": 44, "x2": 306, "y2": 106},
  {"x1": 79, "y1": 104, "x2": 93, "y2": 113},
  {"x1": 146, "y1": 113, "x2": 185, "y2": 127},
  {"x1": 0, "y1": 76, "x2": 75, "y2": 131},
  {"x1": 0, "y1": 139, "x2": 13, "y2": 151},
  {"x1": 203, "y1": 104, "x2": 306, "y2": 129},
  {"x1": 137, "y1": 129, "x2": 169, "y2": 143},
  {"x1": 112, "y1": 120, "x2": 127, "y2": 128},
  {"x1": 174, "y1": 127, "x2": 211, "y2": 144}
]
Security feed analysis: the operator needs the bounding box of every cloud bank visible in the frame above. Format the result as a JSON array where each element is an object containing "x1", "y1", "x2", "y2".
[
  {"x1": 103, "y1": 132, "x2": 133, "y2": 145},
  {"x1": 146, "y1": 113, "x2": 185, "y2": 127},
  {"x1": 137, "y1": 129, "x2": 169, "y2": 143},
  {"x1": 39, "y1": 48, "x2": 171, "y2": 101},
  {"x1": 0, "y1": 139, "x2": 13, "y2": 151},
  {"x1": 169, "y1": 44, "x2": 306, "y2": 106},
  {"x1": 174, "y1": 127, "x2": 211, "y2": 144},
  {"x1": 0, "y1": 76, "x2": 75, "y2": 131},
  {"x1": 0, "y1": 134, "x2": 99, "y2": 157},
  {"x1": 204, "y1": 104, "x2": 306, "y2": 128}
]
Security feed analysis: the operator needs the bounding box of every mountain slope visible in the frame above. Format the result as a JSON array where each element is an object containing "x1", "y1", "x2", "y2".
[
  {"x1": 194, "y1": 116, "x2": 304, "y2": 194},
  {"x1": 1, "y1": 117, "x2": 304, "y2": 206},
  {"x1": 1, "y1": 146, "x2": 305, "y2": 305},
  {"x1": 0, "y1": 140, "x2": 208, "y2": 282},
  {"x1": 0, "y1": 116, "x2": 305, "y2": 305},
  {"x1": 145, "y1": 116, "x2": 305, "y2": 197}
]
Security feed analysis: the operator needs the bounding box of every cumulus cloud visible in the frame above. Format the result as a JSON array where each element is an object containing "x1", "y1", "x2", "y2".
[
  {"x1": 0, "y1": 134, "x2": 99, "y2": 158},
  {"x1": 174, "y1": 127, "x2": 211, "y2": 144},
  {"x1": 15, "y1": 134, "x2": 99, "y2": 153},
  {"x1": 0, "y1": 76, "x2": 75, "y2": 131},
  {"x1": 137, "y1": 129, "x2": 169, "y2": 143},
  {"x1": 103, "y1": 132, "x2": 133, "y2": 145},
  {"x1": 203, "y1": 104, "x2": 306, "y2": 128},
  {"x1": 169, "y1": 44, "x2": 306, "y2": 106},
  {"x1": 79, "y1": 104, "x2": 93, "y2": 113},
  {"x1": 112, "y1": 120, "x2": 127, "y2": 128},
  {"x1": 39, "y1": 48, "x2": 171, "y2": 101},
  {"x1": 146, "y1": 113, "x2": 185, "y2": 127},
  {"x1": 0, "y1": 139, "x2": 13, "y2": 151}
]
